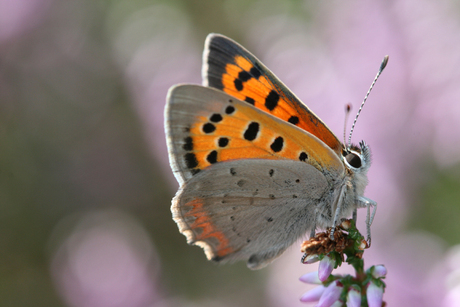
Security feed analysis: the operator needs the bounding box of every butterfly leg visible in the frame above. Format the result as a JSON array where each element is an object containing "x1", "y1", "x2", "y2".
[
  {"x1": 310, "y1": 222, "x2": 316, "y2": 238},
  {"x1": 310, "y1": 210, "x2": 320, "y2": 238},
  {"x1": 357, "y1": 196, "x2": 377, "y2": 246},
  {"x1": 330, "y1": 186, "x2": 346, "y2": 240}
]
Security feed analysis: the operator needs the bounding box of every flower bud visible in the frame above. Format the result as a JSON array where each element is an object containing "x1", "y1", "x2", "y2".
[
  {"x1": 300, "y1": 285, "x2": 325, "y2": 302},
  {"x1": 299, "y1": 271, "x2": 321, "y2": 284},
  {"x1": 318, "y1": 255, "x2": 335, "y2": 282},
  {"x1": 366, "y1": 281, "x2": 384, "y2": 307},
  {"x1": 346, "y1": 285, "x2": 361, "y2": 307},
  {"x1": 371, "y1": 265, "x2": 387, "y2": 279},
  {"x1": 317, "y1": 280, "x2": 343, "y2": 307}
]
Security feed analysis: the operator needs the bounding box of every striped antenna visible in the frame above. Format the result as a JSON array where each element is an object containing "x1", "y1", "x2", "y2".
[{"x1": 348, "y1": 55, "x2": 389, "y2": 148}]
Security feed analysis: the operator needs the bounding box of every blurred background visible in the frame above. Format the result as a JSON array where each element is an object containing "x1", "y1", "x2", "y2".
[{"x1": 1, "y1": 0, "x2": 460, "y2": 306}]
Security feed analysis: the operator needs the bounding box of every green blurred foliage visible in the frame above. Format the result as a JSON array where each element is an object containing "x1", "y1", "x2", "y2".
[{"x1": 409, "y1": 164, "x2": 460, "y2": 246}]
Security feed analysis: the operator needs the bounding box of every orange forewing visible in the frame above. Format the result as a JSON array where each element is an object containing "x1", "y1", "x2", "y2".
[
  {"x1": 204, "y1": 34, "x2": 343, "y2": 155},
  {"x1": 188, "y1": 95, "x2": 343, "y2": 175}
]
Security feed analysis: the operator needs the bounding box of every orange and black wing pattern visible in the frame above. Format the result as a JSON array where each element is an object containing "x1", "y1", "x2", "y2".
[{"x1": 202, "y1": 33, "x2": 343, "y2": 156}]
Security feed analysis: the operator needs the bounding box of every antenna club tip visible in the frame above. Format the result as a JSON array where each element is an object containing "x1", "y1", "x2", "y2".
[
  {"x1": 345, "y1": 104, "x2": 352, "y2": 112},
  {"x1": 380, "y1": 55, "x2": 389, "y2": 72}
]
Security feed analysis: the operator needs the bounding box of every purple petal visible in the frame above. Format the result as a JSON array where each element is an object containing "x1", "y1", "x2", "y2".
[
  {"x1": 371, "y1": 265, "x2": 387, "y2": 279},
  {"x1": 300, "y1": 285, "x2": 325, "y2": 302},
  {"x1": 316, "y1": 280, "x2": 343, "y2": 307},
  {"x1": 299, "y1": 271, "x2": 321, "y2": 284},
  {"x1": 346, "y1": 286, "x2": 361, "y2": 307},
  {"x1": 366, "y1": 281, "x2": 383, "y2": 307},
  {"x1": 318, "y1": 256, "x2": 335, "y2": 282}
]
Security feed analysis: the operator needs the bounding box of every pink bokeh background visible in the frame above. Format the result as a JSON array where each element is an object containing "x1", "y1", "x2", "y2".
[{"x1": 2, "y1": 0, "x2": 460, "y2": 306}]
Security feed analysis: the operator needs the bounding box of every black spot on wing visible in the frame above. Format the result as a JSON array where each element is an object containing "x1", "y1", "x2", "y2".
[
  {"x1": 183, "y1": 137, "x2": 193, "y2": 151},
  {"x1": 288, "y1": 116, "x2": 299, "y2": 125},
  {"x1": 234, "y1": 79, "x2": 243, "y2": 91},
  {"x1": 270, "y1": 136, "x2": 284, "y2": 152},
  {"x1": 225, "y1": 106, "x2": 235, "y2": 114},
  {"x1": 210, "y1": 113, "x2": 223, "y2": 123},
  {"x1": 235, "y1": 68, "x2": 260, "y2": 92},
  {"x1": 218, "y1": 137, "x2": 229, "y2": 147},
  {"x1": 244, "y1": 97, "x2": 255, "y2": 105},
  {"x1": 244, "y1": 122, "x2": 259, "y2": 141},
  {"x1": 265, "y1": 90, "x2": 279, "y2": 111},
  {"x1": 238, "y1": 70, "x2": 252, "y2": 82},
  {"x1": 207, "y1": 150, "x2": 218, "y2": 164},
  {"x1": 249, "y1": 66, "x2": 261, "y2": 79},
  {"x1": 184, "y1": 153, "x2": 198, "y2": 169},
  {"x1": 203, "y1": 123, "x2": 216, "y2": 134},
  {"x1": 299, "y1": 152, "x2": 308, "y2": 161}
]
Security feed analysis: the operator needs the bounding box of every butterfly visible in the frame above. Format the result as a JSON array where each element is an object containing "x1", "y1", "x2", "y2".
[{"x1": 165, "y1": 33, "x2": 383, "y2": 269}]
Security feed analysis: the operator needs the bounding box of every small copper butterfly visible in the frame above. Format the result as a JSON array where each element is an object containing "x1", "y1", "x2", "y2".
[{"x1": 165, "y1": 34, "x2": 386, "y2": 269}]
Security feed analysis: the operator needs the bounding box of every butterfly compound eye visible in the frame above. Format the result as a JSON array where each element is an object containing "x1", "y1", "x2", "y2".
[{"x1": 345, "y1": 153, "x2": 362, "y2": 168}]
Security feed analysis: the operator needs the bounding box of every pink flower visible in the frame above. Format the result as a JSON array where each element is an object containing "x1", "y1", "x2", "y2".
[
  {"x1": 371, "y1": 265, "x2": 387, "y2": 279},
  {"x1": 346, "y1": 285, "x2": 361, "y2": 307},
  {"x1": 300, "y1": 285, "x2": 326, "y2": 303},
  {"x1": 318, "y1": 255, "x2": 336, "y2": 282},
  {"x1": 366, "y1": 281, "x2": 384, "y2": 307},
  {"x1": 316, "y1": 280, "x2": 343, "y2": 307},
  {"x1": 299, "y1": 271, "x2": 321, "y2": 284}
]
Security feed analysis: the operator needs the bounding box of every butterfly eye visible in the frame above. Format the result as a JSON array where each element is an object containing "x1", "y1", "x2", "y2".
[{"x1": 345, "y1": 153, "x2": 362, "y2": 168}]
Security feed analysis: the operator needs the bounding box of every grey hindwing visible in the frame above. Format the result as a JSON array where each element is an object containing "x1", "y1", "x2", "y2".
[{"x1": 172, "y1": 159, "x2": 329, "y2": 269}]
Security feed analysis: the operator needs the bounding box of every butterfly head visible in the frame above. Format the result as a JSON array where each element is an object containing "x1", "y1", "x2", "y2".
[
  {"x1": 343, "y1": 141, "x2": 371, "y2": 174},
  {"x1": 342, "y1": 141, "x2": 371, "y2": 198}
]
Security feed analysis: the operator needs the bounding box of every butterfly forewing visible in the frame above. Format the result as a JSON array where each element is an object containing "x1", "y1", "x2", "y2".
[
  {"x1": 165, "y1": 85, "x2": 344, "y2": 186},
  {"x1": 203, "y1": 33, "x2": 343, "y2": 155}
]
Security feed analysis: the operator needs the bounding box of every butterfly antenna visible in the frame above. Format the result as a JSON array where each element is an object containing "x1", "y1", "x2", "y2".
[
  {"x1": 347, "y1": 55, "x2": 389, "y2": 148},
  {"x1": 343, "y1": 104, "x2": 352, "y2": 145}
]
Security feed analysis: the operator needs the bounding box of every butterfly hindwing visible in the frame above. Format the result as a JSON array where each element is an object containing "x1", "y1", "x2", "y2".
[
  {"x1": 165, "y1": 84, "x2": 344, "y2": 186},
  {"x1": 172, "y1": 158, "x2": 330, "y2": 269},
  {"x1": 203, "y1": 33, "x2": 343, "y2": 155}
]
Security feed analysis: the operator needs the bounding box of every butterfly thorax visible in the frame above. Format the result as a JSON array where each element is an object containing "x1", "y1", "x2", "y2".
[{"x1": 315, "y1": 141, "x2": 371, "y2": 229}]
